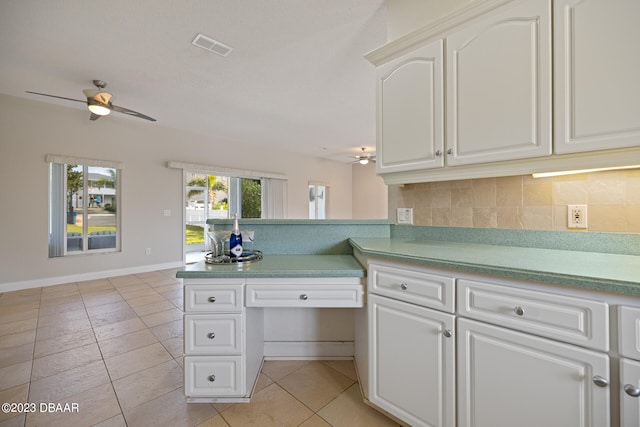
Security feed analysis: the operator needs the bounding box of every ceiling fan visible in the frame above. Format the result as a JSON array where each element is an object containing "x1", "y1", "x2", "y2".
[
  {"x1": 25, "y1": 80, "x2": 156, "y2": 122},
  {"x1": 351, "y1": 147, "x2": 376, "y2": 165}
]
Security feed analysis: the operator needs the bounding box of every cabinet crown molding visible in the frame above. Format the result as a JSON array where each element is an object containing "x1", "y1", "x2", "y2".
[{"x1": 365, "y1": 0, "x2": 515, "y2": 66}]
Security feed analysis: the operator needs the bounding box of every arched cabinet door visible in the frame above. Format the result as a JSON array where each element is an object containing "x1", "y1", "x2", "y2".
[
  {"x1": 446, "y1": 0, "x2": 552, "y2": 166},
  {"x1": 376, "y1": 39, "x2": 444, "y2": 174},
  {"x1": 554, "y1": 0, "x2": 640, "y2": 154}
]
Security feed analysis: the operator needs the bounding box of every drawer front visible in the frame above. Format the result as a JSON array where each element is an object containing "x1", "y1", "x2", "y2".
[
  {"x1": 184, "y1": 283, "x2": 243, "y2": 313},
  {"x1": 369, "y1": 262, "x2": 455, "y2": 313},
  {"x1": 458, "y1": 279, "x2": 609, "y2": 351},
  {"x1": 184, "y1": 314, "x2": 243, "y2": 355},
  {"x1": 246, "y1": 284, "x2": 364, "y2": 308},
  {"x1": 184, "y1": 356, "x2": 245, "y2": 397},
  {"x1": 619, "y1": 305, "x2": 640, "y2": 360}
]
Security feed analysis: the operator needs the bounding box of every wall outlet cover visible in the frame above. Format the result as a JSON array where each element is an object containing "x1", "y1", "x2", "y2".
[
  {"x1": 567, "y1": 205, "x2": 588, "y2": 229},
  {"x1": 397, "y1": 208, "x2": 413, "y2": 225}
]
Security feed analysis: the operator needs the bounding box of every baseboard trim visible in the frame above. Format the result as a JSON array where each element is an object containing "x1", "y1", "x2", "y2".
[
  {"x1": 264, "y1": 341, "x2": 354, "y2": 358},
  {"x1": 0, "y1": 261, "x2": 184, "y2": 293}
]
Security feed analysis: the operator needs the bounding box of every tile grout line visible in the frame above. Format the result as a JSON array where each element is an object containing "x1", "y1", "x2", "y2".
[
  {"x1": 23, "y1": 285, "x2": 43, "y2": 427},
  {"x1": 82, "y1": 280, "x2": 128, "y2": 427}
]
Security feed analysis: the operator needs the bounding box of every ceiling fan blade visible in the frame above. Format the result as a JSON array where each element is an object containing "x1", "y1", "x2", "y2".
[
  {"x1": 25, "y1": 91, "x2": 85, "y2": 104},
  {"x1": 111, "y1": 104, "x2": 156, "y2": 122},
  {"x1": 89, "y1": 113, "x2": 101, "y2": 121},
  {"x1": 82, "y1": 89, "x2": 98, "y2": 98}
]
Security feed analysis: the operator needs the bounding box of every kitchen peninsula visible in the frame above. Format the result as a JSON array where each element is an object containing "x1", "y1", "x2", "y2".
[
  {"x1": 176, "y1": 220, "x2": 389, "y2": 402},
  {"x1": 177, "y1": 220, "x2": 640, "y2": 426}
]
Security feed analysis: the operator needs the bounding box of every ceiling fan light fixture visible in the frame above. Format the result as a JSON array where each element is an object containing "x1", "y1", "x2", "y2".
[
  {"x1": 359, "y1": 158, "x2": 369, "y2": 165},
  {"x1": 87, "y1": 98, "x2": 111, "y2": 116}
]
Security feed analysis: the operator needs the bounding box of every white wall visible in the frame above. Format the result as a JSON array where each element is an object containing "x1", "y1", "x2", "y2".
[
  {"x1": 386, "y1": 0, "x2": 479, "y2": 40},
  {"x1": 352, "y1": 162, "x2": 388, "y2": 219},
  {"x1": 0, "y1": 95, "x2": 357, "y2": 288}
]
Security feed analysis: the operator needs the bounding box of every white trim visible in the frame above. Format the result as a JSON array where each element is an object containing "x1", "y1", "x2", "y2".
[
  {"x1": 45, "y1": 154, "x2": 125, "y2": 169},
  {"x1": 0, "y1": 261, "x2": 184, "y2": 293},
  {"x1": 379, "y1": 147, "x2": 640, "y2": 185},
  {"x1": 263, "y1": 341, "x2": 354, "y2": 358},
  {"x1": 308, "y1": 180, "x2": 331, "y2": 187},
  {"x1": 364, "y1": 0, "x2": 514, "y2": 66},
  {"x1": 167, "y1": 160, "x2": 287, "y2": 180}
]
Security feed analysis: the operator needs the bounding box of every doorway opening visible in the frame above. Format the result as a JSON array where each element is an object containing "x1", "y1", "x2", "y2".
[{"x1": 184, "y1": 172, "x2": 262, "y2": 262}]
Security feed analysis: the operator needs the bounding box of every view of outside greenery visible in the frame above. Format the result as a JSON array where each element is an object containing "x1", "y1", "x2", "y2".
[
  {"x1": 65, "y1": 164, "x2": 118, "y2": 252},
  {"x1": 241, "y1": 178, "x2": 262, "y2": 218},
  {"x1": 185, "y1": 175, "x2": 262, "y2": 245}
]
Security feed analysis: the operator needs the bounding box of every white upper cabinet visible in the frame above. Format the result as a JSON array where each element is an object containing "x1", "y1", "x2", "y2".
[
  {"x1": 445, "y1": 0, "x2": 552, "y2": 166},
  {"x1": 368, "y1": 0, "x2": 640, "y2": 184},
  {"x1": 554, "y1": 0, "x2": 640, "y2": 154},
  {"x1": 376, "y1": 39, "x2": 444, "y2": 174}
]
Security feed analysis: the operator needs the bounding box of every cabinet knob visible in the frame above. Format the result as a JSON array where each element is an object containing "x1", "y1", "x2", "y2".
[
  {"x1": 400, "y1": 283, "x2": 408, "y2": 291},
  {"x1": 300, "y1": 294, "x2": 308, "y2": 300},
  {"x1": 207, "y1": 332, "x2": 216, "y2": 339},
  {"x1": 513, "y1": 306, "x2": 525, "y2": 316},
  {"x1": 208, "y1": 296, "x2": 216, "y2": 303},
  {"x1": 435, "y1": 150, "x2": 442, "y2": 156},
  {"x1": 624, "y1": 384, "x2": 640, "y2": 397},
  {"x1": 593, "y1": 375, "x2": 609, "y2": 387},
  {"x1": 446, "y1": 148, "x2": 453, "y2": 155},
  {"x1": 443, "y1": 329, "x2": 452, "y2": 338},
  {"x1": 208, "y1": 374, "x2": 216, "y2": 382}
]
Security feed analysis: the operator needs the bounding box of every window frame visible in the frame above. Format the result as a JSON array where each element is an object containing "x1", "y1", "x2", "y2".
[
  {"x1": 47, "y1": 155, "x2": 123, "y2": 257},
  {"x1": 308, "y1": 181, "x2": 329, "y2": 219}
]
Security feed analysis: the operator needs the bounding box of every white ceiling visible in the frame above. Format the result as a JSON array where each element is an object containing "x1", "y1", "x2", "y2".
[{"x1": 0, "y1": 0, "x2": 387, "y2": 163}]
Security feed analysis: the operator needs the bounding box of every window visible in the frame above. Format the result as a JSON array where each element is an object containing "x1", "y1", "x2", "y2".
[
  {"x1": 168, "y1": 160, "x2": 287, "y2": 251},
  {"x1": 48, "y1": 155, "x2": 121, "y2": 257},
  {"x1": 184, "y1": 174, "x2": 263, "y2": 248},
  {"x1": 309, "y1": 183, "x2": 328, "y2": 219}
]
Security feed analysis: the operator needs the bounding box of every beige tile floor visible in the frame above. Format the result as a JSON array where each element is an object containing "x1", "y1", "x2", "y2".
[{"x1": 0, "y1": 269, "x2": 400, "y2": 427}]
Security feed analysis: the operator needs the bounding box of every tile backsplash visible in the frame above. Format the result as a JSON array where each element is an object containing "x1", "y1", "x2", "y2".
[{"x1": 388, "y1": 169, "x2": 640, "y2": 232}]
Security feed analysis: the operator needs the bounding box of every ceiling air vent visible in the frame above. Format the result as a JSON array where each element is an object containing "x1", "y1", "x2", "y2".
[{"x1": 192, "y1": 33, "x2": 233, "y2": 57}]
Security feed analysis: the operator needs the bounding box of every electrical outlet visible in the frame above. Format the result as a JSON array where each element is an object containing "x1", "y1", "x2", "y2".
[
  {"x1": 397, "y1": 208, "x2": 413, "y2": 225},
  {"x1": 567, "y1": 205, "x2": 588, "y2": 229},
  {"x1": 145, "y1": 247, "x2": 151, "y2": 255}
]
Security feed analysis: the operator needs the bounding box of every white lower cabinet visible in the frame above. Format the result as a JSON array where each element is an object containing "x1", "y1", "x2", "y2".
[
  {"x1": 369, "y1": 294, "x2": 455, "y2": 427},
  {"x1": 620, "y1": 358, "x2": 640, "y2": 427},
  {"x1": 619, "y1": 305, "x2": 640, "y2": 426},
  {"x1": 183, "y1": 279, "x2": 262, "y2": 402},
  {"x1": 184, "y1": 314, "x2": 243, "y2": 355},
  {"x1": 183, "y1": 276, "x2": 364, "y2": 402},
  {"x1": 367, "y1": 262, "x2": 456, "y2": 427},
  {"x1": 363, "y1": 259, "x2": 624, "y2": 427},
  {"x1": 184, "y1": 356, "x2": 245, "y2": 397},
  {"x1": 457, "y1": 318, "x2": 610, "y2": 427}
]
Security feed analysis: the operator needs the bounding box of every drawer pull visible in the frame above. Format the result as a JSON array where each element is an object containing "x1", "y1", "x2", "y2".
[
  {"x1": 300, "y1": 294, "x2": 308, "y2": 300},
  {"x1": 400, "y1": 283, "x2": 408, "y2": 291},
  {"x1": 624, "y1": 384, "x2": 640, "y2": 397},
  {"x1": 208, "y1": 374, "x2": 216, "y2": 382},
  {"x1": 208, "y1": 296, "x2": 216, "y2": 303},
  {"x1": 593, "y1": 376, "x2": 609, "y2": 387},
  {"x1": 443, "y1": 329, "x2": 452, "y2": 338},
  {"x1": 513, "y1": 306, "x2": 524, "y2": 316},
  {"x1": 207, "y1": 332, "x2": 216, "y2": 339}
]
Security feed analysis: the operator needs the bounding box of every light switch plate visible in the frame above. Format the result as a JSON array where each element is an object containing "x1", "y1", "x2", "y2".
[{"x1": 397, "y1": 208, "x2": 413, "y2": 225}]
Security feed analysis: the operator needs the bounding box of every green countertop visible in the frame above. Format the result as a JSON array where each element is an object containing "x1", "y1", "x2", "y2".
[
  {"x1": 349, "y1": 238, "x2": 640, "y2": 297},
  {"x1": 176, "y1": 255, "x2": 365, "y2": 279}
]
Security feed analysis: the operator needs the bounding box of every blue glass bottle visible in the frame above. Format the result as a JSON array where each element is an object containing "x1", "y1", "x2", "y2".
[{"x1": 229, "y1": 214, "x2": 243, "y2": 258}]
